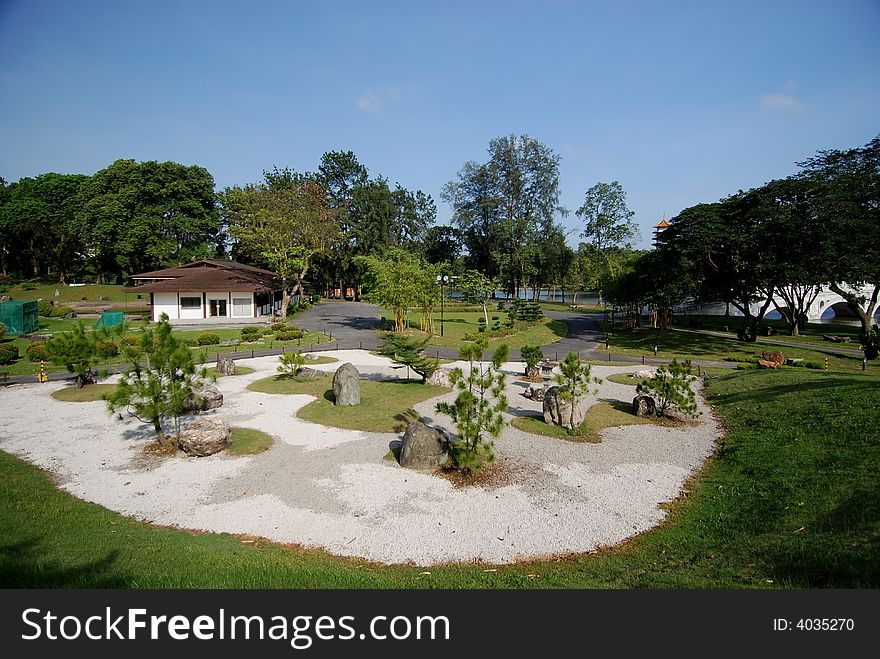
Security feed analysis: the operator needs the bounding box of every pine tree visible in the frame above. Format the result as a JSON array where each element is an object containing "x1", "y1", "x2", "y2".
[
  {"x1": 105, "y1": 316, "x2": 207, "y2": 447},
  {"x1": 379, "y1": 333, "x2": 439, "y2": 383},
  {"x1": 636, "y1": 359, "x2": 698, "y2": 417},
  {"x1": 554, "y1": 352, "x2": 601, "y2": 433},
  {"x1": 435, "y1": 340, "x2": 508, "y2": 474}
]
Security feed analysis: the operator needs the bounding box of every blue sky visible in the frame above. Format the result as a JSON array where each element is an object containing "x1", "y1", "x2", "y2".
[{"x1": 1, "y1": 0, "x2": 878, "y2": 247}]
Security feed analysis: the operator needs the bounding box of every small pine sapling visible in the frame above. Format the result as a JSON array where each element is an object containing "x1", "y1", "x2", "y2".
[
  {"x1": 435, "y1": 340, "x2": 509, "y2": 474},
  {"x1": 636, "y1": 358, "x2": 698, "y2": 417},
  {"x1": 554, "y1": 352, "x2": 601, "y2": 433},
  {"x1": 379, "y1": 332, "x2": 439, "y2": 383},
  {"x1": 277, "y1": 350, "x2": 306, "y2": 377},
  {"x1": 521, "y1": 344, "x2": 543, "y2": 380}
]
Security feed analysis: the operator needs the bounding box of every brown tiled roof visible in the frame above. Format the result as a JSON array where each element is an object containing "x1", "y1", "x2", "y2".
[
  {"x1": 654, "y1": 219, "x2": 671, "y2": 228},
  {"x1": 126, "y1": 260, "x2": 281, "y2": 293}
]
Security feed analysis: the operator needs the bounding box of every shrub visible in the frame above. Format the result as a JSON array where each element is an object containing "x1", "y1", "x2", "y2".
[
  {"x1": 0, "y1": 343, "x2": 20, "y2": 365},
  {"x1": 95, "y1": 340, "x2": 119, "y2": 359},
  {"x1": 37, "y1": 299, "x2": 74, "y2": 317},
  {"x1": 180, "y1": 337, "x2": 196, "y2": 348},
  {"x1": 271, "y1": 322, "x2": 288, "y2": 332},
  {"x1": 274, "y1": 328, "x2": 303, "y2": 341},
  {"x1": 197, "y1": 332, "x2": 220, "y2": 346},
  {"x1": 637, "y1": 359, "x2": 697, "y2": 417},
  {"x1": 241, "y1": 326, "x2": 262, "y2": 340},
  {"x1": 0, "y1": 322, "x2": 5, "y2": 339},
  {"x1": 26, "y1": 342, "x2": 47, "y2": 362}
]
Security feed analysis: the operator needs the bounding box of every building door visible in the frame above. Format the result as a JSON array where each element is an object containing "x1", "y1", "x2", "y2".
[{"x1": 209, "y1": 299, "x2": 227, "y2": 317}]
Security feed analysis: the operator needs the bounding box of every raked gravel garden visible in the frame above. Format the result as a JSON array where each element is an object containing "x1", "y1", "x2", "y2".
[{"x1": 0, "y1": 350, "x2": 721, "y2": 565}]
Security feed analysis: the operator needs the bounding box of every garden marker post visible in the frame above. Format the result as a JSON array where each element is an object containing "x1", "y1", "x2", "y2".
[{"x1": 824, "y1": 357, "x2": 829, "y2": 370}]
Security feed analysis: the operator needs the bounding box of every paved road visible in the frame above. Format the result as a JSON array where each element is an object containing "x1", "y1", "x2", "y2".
[{"x1": 0, "y1": 303, "x2": 737, "y2": 386}]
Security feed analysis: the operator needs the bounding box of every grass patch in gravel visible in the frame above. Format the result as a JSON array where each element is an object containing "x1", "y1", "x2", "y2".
[
  {"x1": 511, "y1": 401, "x2": 665, "y2": 442},
  {"x1": 227, "y1": 428, "x2": 273, "y2": 455},
  {"x1": 50, "y1": 384, "x2": 117, "y2": 402},
  {"x1": 247, "y1": 374, "x2": 331, "y2": 396},
  {"x1": 298, "y1": 379, "x2": 449, "y2": 433},
  {"x1": 605, "y1": 373, "x2": 649, "y2": 386},
  {"x1": 205, "y1": 366, "x2": 255, "y2": 377},
  {"x1": 1, "y1": 368, "x2": 878, "y2": 587}
]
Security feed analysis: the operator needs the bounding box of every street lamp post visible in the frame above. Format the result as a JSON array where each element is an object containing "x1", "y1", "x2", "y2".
[{"x1": 436, "y1": 274, "x2": 449, "y2": 337}]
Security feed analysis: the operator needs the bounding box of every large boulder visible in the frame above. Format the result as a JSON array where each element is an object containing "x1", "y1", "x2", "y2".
[
  {"x1": 216, "y1": 359, "x2": 236, "y2": 376},
  {"x1": 179, "y1": 417, "x2": 231, "y2": 456},
  {"x1": 543, "y1": 385, "x2": 585, "y2": 430},
  {"x1": 184, "y1": 384, "x2": 224, "y2": 412},
  {"x1": 426, "y1": 368, "x2": 454, "y2": 388},
  {"x1": 632, "y1": 394, "x2": 657, "y2": 417},
  {"x1": 399, "y1": 422, "x2": 450, "y2": 471},
  {"x1": 332, "y1": 362, "x2": 360, "y2": 406}
]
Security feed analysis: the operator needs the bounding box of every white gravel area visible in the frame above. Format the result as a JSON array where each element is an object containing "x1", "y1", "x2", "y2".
[{"x1": 0, "y1": 352, "x2": 721, "y2": 565}]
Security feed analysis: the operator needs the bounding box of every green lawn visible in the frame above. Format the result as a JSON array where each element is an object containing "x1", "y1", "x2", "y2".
[
  {"x1": 0, "y1": 321, "x2": 332, "y2": 377},
  {"x1": 604, "y1": 322, "x2": 864, "y2": 371},
  {"x1": 1, "y1": 368, "x2": 878, "y2": 587},
  {"x1": 397, "y1": 311, "x2": 567, "y2": 350},
  {"x1": 227, "y1": 428, "x2": 274, "y2": 455},
  {"x1": 249, "y1": 373, "x2": 448, "y2": 433},
  {"x1": 674, "y1": 314, "x2": 868, "y2": 349},
  {"x1": 511, "y1": 401, "x2": 670, "y2": 442},
  {"x1": 50, "y1": 383, "x2": 117, "y2": 402},
  {"x1": 0, "y1": 281, "x2": 131, "y2": 304}
]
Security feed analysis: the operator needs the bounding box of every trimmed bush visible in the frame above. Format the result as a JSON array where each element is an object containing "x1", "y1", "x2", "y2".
[
  {"x1": 37, "y1": 300, "x2": 74, "y2": 317},
  {"x1": 274, "y1": 328, "x2": 303, "y2": 341},
  {"x1": 95, "y1": 340, "x2": 119, "y2": 359},
  {"x1": 0, "y1": 343, "x2": 19, "y2": 365},
  {"x1": 241, "y1": 326, "x2": 262, "y2": 341},
  {"x1": 271, "y1": 322, "x2": 288, "y2": 332},
  {"x1": 26, "y1": 342, "x2": 47, "y2": 362},
  {"x1": 0, "y1": 322, "x2": 5, "y2": 339},
  {"x1": 197, "y1": 332, "x2": 220, "y2": 346}
]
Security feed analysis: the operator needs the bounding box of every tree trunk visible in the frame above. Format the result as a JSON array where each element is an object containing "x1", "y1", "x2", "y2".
[
  {"x1": 829, "y1": 282, "x2": 879, "y2": 344},
  {"x1": 278, "y1": 289, "x2": 292, "y2": 320}
]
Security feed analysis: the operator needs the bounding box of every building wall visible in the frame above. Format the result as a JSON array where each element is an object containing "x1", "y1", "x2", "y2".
[{"x1": 153, "y1": 292, "x2": 180, "y2": 321}]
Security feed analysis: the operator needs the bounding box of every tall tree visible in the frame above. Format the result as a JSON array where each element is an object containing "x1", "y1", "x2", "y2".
[
  {"x1": 443, "y1": 134, "x2": 564, "y2": 292},
  {"x1": 223, "y1": 168, "x2": 339, "y2": 318},
  {"x1": 390, "y1": 184, "x2": 436, "y2": 248},
  {"x1": 797, "y1": 136, "x2": 880, "y2": 343},
  {"x1": 423, "y1": 225, "x2": 462, "y2": 266},
  {"x1": 76, "y1": 159, "x2": 219, "y2": 282},
  {"x1": 577, "y1": 181, "x2": 637, "y2": 252}
]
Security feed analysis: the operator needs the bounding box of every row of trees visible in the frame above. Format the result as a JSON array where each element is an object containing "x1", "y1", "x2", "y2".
[
  {"x1": 1, "y1": 136, "x2": 642, "y2": 313},
  {"x1": 610, "y1": 137, "x2": 879, "y2": 344},
  {"x1": 0, "y1": 160, "x2": 220, "y2": 283}
]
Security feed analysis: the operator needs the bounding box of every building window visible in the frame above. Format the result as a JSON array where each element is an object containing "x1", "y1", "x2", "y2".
[
  {"x1": 233, "y1": 298, "x2": 251, "y2": 317},
  {"x1": 180, "y1": 296, "x2": 201, "y2": 309}
]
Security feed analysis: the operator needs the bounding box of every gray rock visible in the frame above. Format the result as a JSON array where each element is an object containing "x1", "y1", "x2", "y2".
[
  {"x1": 634, "y1": 369, "x2": 656, "y2": 379},
  {"x1": 216, "y1": 359, "x2": 236, "y2": 376},
  {"x1": 426, "y1": 368, "x2": 454, "y2": 388},
  {"x1": 179, "y1": 417, "x2": 231, "y2": 457},
  {"x1": 542, "y1": 385, "x2": 584, "y2": 430},
  {"x1": 399, "y1": 422, "x2": 450, "y2": 471},
  {"x1": 219, "y1": 339, "x2": 240, "y2": 347},
  {"x1": 332, "y1": 362, "x2": 360, "y2": 406},
  {"x1": 528, "y1": 383, "x2": 545, "y2": 401},
  {"x1": 632, "y1": 394, "x2": 657, "y2": 417},
  {"x1": 184, "y1": 384, "x2": 224, "y2": 412},
  {"x1": 295, "y1": 366, "x2": 324, "y2": 379}
]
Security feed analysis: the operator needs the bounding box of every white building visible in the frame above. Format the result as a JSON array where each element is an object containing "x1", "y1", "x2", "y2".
[{"x1": 127, "y1": 259, "x2": 284, "y2": 323}]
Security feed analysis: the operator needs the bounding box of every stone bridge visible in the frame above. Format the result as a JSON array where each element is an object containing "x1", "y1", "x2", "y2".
[{"x1": 675, "y1": 283, "x2": 879, "y2": 323}]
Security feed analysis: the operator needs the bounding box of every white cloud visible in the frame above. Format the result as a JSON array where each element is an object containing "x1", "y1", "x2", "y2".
[
  {"x1": 761, "y1": 81, "x2": 803, "y2": 111},
  {"x1": 356, "y1": 87, "x2": 401, "y2": 113}
]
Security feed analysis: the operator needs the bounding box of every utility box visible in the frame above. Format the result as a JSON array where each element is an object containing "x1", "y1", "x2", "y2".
[
  {"x1": 0, "y1": 300, "x2": 39, "y2": 335},
  {"x1": 96, "y1": 311, "x2": 125, "y2": 329}
]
